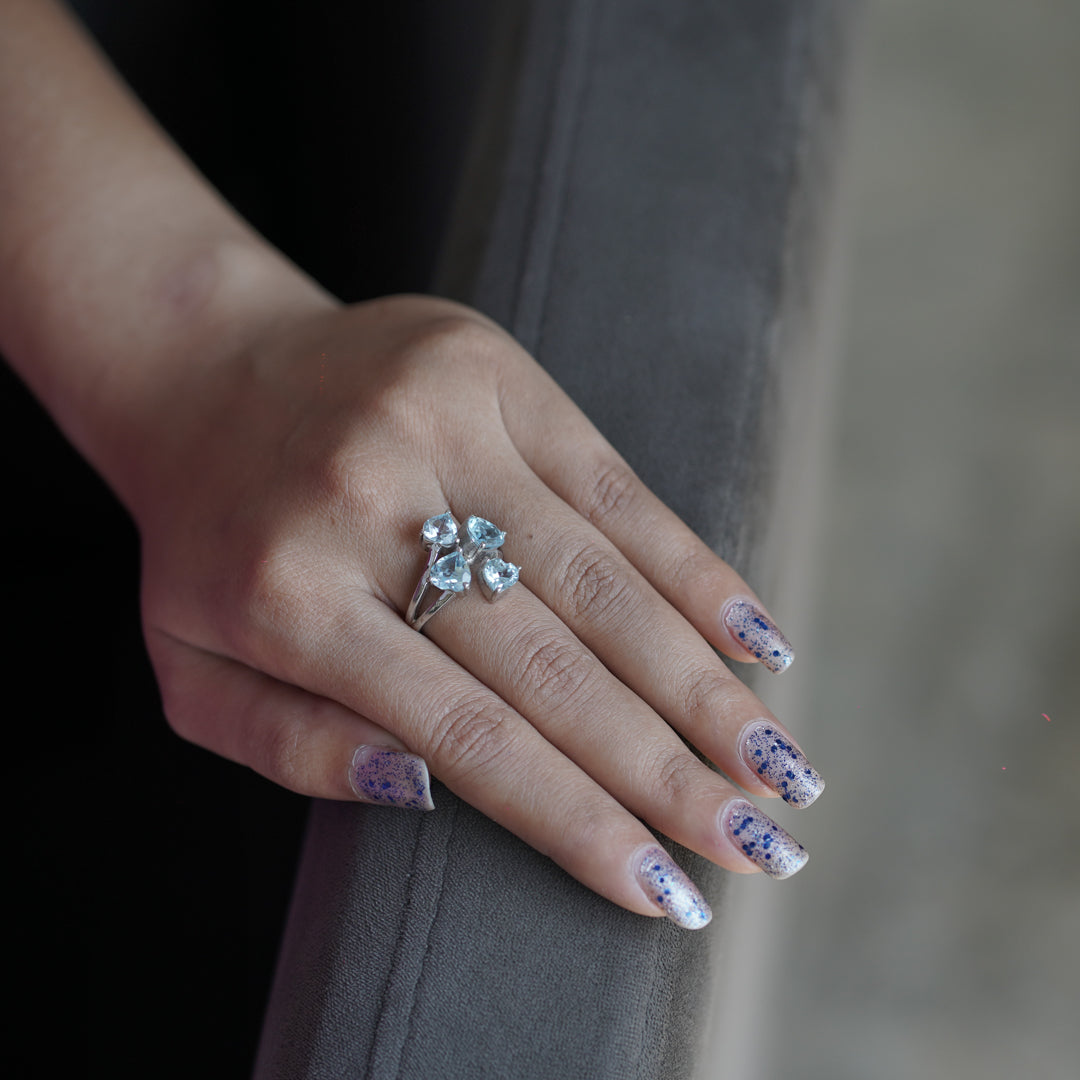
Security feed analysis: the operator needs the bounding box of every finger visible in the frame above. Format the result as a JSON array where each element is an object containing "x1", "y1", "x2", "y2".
[
  {"x1": 284, "y1": 599, "x2": 716, "y2": 926},
  {"x1": 146, "y1": 628, "x2": 434, "y2": 809},
  {"x1": 419, "y1": 573, "x2": 800, "y2": 871},
  {"x1": 500, "y1": 364, "x2": 795, "y2": 672},
  {"x1": 438, "y1": 469, "x2": 823, "y2": 808}
]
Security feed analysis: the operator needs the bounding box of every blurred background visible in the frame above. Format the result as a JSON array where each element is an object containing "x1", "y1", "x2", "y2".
[{"x1": 709, "y1": 2, "x2": 1080, "y2": 1078}]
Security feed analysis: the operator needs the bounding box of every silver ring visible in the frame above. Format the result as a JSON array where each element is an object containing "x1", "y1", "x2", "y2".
[{"x1": 406, "y1": 511, "x2": 520, "y2": 632}]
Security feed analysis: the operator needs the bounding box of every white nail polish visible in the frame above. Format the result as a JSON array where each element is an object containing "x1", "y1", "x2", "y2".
[
  {"x1": 721, "y1": 800, "x2": 808, "y2": 879},
  {"x1": 635, "y1": 846, "x2": 712, "y2": 929},
  {"x1": 723, "y1": 599, "x2": 794, "y2": 673},
  {"x1": 740, "y1": 722, "x2": 825, "y2": 808},
  {"x1": 349, "y1": 746, "x2": 435, "y2": 811}
]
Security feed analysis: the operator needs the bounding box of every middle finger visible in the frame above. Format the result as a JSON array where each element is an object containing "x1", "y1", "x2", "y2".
[{"x1": 446, "y1": 466, "x2": 817, "y2": 809}]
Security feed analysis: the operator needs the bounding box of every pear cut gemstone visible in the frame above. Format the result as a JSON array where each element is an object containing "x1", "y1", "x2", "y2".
[
  {"x1": 422, "y1": 511, "x2": 458, "y2": 548},
  {"x1": 466, "y1": 515, "x2": 506, "y2": 550},
  {"x1": 430, "y1": 551, "x2": 471, "y2": 592},
  {"x1": 480, "y1": 557, "x2": 519, "y2": 597}
]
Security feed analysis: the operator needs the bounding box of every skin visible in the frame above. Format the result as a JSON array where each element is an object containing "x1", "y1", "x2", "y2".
[{"x1": 0, "y1": 0, "x2": 807, "y2": 921}]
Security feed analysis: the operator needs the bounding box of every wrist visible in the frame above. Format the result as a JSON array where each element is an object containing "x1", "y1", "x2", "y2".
[
  {"x1": 107, "y1": 239, "x2": 338, "y2": 516},
  {"x1": 38, "y1": 236, "x2": 338, "y2": 516}
]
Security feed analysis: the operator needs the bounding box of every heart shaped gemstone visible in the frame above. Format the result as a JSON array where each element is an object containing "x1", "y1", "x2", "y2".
[
  {"x1": 480, "y1": 557, "x2": 519, "y2": 597},
  {"x1": 421, "y1": 511, "x2": 458, "y2": 548},
  {"x1": 465, "y1": 515, "x2": 506, "y2": 550},
  {"x1": 430, "y1": 551, "x2": 471, "y2": 592}
]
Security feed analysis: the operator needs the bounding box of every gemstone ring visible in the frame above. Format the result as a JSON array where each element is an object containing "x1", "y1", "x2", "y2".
[{"x1": 406, "y1": 511, "x2": 520, "y2": 632}]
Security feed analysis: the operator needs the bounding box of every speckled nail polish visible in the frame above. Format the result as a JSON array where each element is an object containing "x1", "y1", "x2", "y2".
[
  {"x1": 722, "y1": 800, "x2": 808, "y2": 879},
  {"x1": 349, "y1": 746, "x2": 435, "y2": 811},
  {"x1": 635, "y1": 846, "x2": 712, "y2": 929},
  {"x1": 723, "y1": 599, "x2": 794, "y2": 673},
  {"x1": 741, "y1": 722, "x2": 824, "y2": 808}
]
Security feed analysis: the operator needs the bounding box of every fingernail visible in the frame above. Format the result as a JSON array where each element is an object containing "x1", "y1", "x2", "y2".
[
  {"x1": 349, "y1": 746, "x2": 435, "y2": 811},
  {"x1": 723, "y1": 599, "x2": 794, "y2": 673},
  {"x1": 741, "y1": 722, "x2": 825, "y2": 808},
  {"x1": 721, "y1": 799, "x2": 808, "y2": 879},
  {"x1": 635, "y1": 845, "x2": 712, "y2": 929}
]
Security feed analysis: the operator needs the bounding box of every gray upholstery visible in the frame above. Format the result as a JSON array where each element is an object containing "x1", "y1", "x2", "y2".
[{"x1": 254, "y1": 2, "x2": 853, "y2": 1078}]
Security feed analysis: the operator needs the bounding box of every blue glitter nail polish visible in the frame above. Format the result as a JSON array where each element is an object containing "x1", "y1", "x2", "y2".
[
  {"x1": 741, "y1": 722, "x2": 825, "y2": 808},
  {"x1": 635, "y1": 846, "x2": 712, "y2": 930},
  {"x1": 721, "y1": 800, "x2": 808, "y2": 879},
  {"x1": 723, "y1": 599, "x2": 794, "y2": 673},
  {"x1": 349, "y1": 746, "x2": 435, "y2": 811}
]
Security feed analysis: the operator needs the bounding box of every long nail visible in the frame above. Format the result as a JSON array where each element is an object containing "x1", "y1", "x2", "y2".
[
  {"x1": 721, "y1": 800, "x2": 808, "y2": 879},
  {"x1": 349, "y1": 746, "x2": 435, "y2": 811},
  {"x1": 741, "y1": 722, "x2": 825, "y2": 808},
  {"x1": 635, "y1": 845, "x2": 712, "y2": 929},
  {"x1": 723, "y1": 599, "x2": 794, "y2": 673}
]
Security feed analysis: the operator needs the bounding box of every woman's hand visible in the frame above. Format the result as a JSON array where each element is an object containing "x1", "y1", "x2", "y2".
[
  {"x1": 0, "y1": 1, "x2": 820, "y2": 930},
  {"x1": 0, "y1": 0, "x2": 816, "y2": 928},
  {"x1": 134, "y1": 293, "x2": 823, "y2": 929}
]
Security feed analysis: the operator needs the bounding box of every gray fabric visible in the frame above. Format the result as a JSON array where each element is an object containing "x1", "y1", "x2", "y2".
[{"x1": 254, "y1": 2, "x2": 852, "y2": 1078}]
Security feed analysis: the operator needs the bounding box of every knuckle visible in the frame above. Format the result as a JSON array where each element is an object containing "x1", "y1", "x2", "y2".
[
  {"x1": 405, "y1": 311, "x2": 495, "y2": 359},
  {"x1": 303, "y1": 442, "x2": 363, "y2": 508},
  {"x1": 668, "y1": 541, "x2": 715, "y2": 594},
  {"x1": 146, "y1": 636, "x2": 216, "y2": 751},
  {"x1": 579, "y1": 458, "x2": 640, "y2": 528},
  {"x1": 679, "y1": 666, "x2": 739, "y2": 731},
  {"x1": 231, "y1": 550, "x2": 305, "y2": 640},
  {"x1": 149, "y1": 653, "x2": 187, "y2": 741},
  {"x1": 430, "y1": 693, "x2": 513, "y2": 777},
  {"x1": 252, "y1": 713, "x2": 314, "y2": 793},
  {"x1": 560, "y1": 544, "x2": 634, "y2": 625},
  {"x1": 552, "y1": 796, "x2": 613, "y2": 854},
  {"x1": 214, "y1": 548, "x2": 326, "y2": 676},
  {"x1": 515, "y1": 631, "x2": 592, "y2": 712},
  {"x1": 653, "y1": 751, "x2": 703, "y2": 810},
  {"x1": 371, "y1": 314, "x2": 506, "y2": 449},
  {"x1": 396, "y1": 313, "x2": 503, "y2": 393},
  {"x1": 160, "y1": 689, "x2": 197, "y2": 745},
  {"x1": 301, "y1": 443, "x2": 394, "y2": 533}
]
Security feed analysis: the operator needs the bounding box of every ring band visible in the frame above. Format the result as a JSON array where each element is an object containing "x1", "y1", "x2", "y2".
[{"x1": 406, "y1": 511, "x2": 520, "y2": 631}]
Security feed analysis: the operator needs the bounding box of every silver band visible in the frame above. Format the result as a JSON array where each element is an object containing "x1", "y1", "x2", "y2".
[{"x1": 406, "y1": 511, "x2": 520, "y2": 632}]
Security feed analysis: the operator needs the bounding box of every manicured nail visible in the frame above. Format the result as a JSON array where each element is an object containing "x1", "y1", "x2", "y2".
[
  {"x1": 723, "y1": 599, "x2": 794, "y2": 673},
  {"x1": 635, "y1": 845, "x2": 712, "y2": 929},
  {"x1": 741, "y1": 722, "x2": 825, "y2": 808},
  {"x1": 349, "y1": 746, "x2": 435, "y2": 811},
  {"x1": 721, "y1": 800, "x2": 808, "y2": 879}
]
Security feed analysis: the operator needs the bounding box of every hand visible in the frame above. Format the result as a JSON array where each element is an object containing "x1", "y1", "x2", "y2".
[
  {"x1": 0, "y1": 0, "x2": 819, "y2": 929},
  {"x1": 131, "y1": 293, "x2": 822, "y2": 929}
]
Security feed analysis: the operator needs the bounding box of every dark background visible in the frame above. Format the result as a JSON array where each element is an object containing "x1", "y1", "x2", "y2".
[{"x1": 6, "y1": 2, "x2": 494, "y2": 1074}]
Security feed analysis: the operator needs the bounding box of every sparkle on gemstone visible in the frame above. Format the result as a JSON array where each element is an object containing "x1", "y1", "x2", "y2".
[
  {"x1": 430, "y1": 551, "x2": 470, "y2": 592},
  {"x1": 481, "y1": 557, "x2": 519, "y2": 595},
  {"x1": 466, "y1": 515, "x2": 506, "y2": 550},
  {"x1": 421, "y1": 511, "x2": 458, "y2": 548}
]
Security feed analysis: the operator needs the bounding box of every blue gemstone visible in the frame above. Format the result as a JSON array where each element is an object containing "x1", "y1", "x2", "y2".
[
  {"x1": 466, "y1": 515, "x2": 506, "y2": 549},
  {"x1": 430, "y1": 551, "x2": 470, "y2": 592},
  {"x1": 481, "y1": 557, "x2": 519, "y2": 595},
  {"x1": 422, "y1": 511, "x2": 458, "y2": 548}
]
